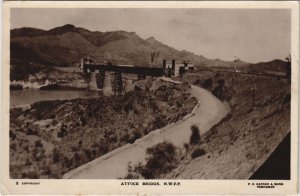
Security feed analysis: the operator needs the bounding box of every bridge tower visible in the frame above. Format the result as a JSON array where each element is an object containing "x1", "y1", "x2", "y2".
[{"x1": 111, "y1": 72, "x2": 123, "y2": 96}]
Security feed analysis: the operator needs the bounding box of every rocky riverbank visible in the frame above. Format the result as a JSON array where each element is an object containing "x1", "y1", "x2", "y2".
[
  {"x1": 10, "y1": 79, "x2": 197, "y2": 178},
  {"x1": 10, "y1": 67, "x2": 87, "y2": 90}
]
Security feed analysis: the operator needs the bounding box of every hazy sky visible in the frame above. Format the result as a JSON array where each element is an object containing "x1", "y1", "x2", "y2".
[{"x1": 11, "y1": 8, "x2": 291, "y2": 63}]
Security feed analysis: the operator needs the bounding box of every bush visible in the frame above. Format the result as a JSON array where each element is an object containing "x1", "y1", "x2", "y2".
[
  {"x1": 217, "y1": 79, "x2": 225, "y2": 86},
  {"x1": 10, "y1": 131, "x2": 17, "y2": 140},
  {"x1": 84, "y1": 149, "x2": 92, "y2": 160},
  {"x1": 10, "y1": 143, "x2": 17, "y2": 150},
  {"x1": 34, "y1": 140, "x2": 43, "y2": 148},
  {"x1": 98, "y1": 142, "x2": 109, "y2": 155},
  {"x1": 124, "y1": 163, "x2": 142, "y2": 179},
  {"x1": 73, "y1": 152, "x2": 81, "y2": 165},
  {"x1": 201, "y1": 78, "x2": 213, "y2": 90},
  {"x1": 183, "y1": 143, "x2": 189, "y2": 151},
  {"x1": 52, "y1": 148, "x2": 61, "y2": 163},
  {"x1": 190, "y1": 125, "x2": 201, "y2": 145},
  {"x1": 141, "y1": 142, "x2": 179, "y2": 179},
  {"x1": 131, "y1": 130, "x2": 142, "y2": 143},
  {"x1": 191, "y1": 148, "x2": 206, "y2": 159},
  {"x1": 153, "y1": 116, "x2": 166, "y2": 129},
  {"x1": 26, "y1": 128, "x2": 36, "y2": 135},
  {"x1": 57, "y1": 125, "x2": 67, "y2": 138}
]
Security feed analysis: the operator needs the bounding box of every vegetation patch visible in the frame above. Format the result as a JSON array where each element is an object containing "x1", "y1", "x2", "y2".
[{"x1": 125, "y1": 142, "x2": 180, "y2": 179}]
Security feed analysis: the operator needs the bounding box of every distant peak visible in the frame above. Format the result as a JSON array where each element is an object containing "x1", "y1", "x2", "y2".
[
  {"x1": 146, "y1": 36, "x2": 156, "y2": 41},
  {"x1": 146, "y1": 37, "x2": 162, "y2": 45},
  {"x1": 129, "y1": 31, "x2": 137, "y2": 35},
  {"x1": 61, "y1": 24, "x2": 76, "y2": 28},
  {"x1": 48, "y1": 24, "x2": 77, "y2": 35},
  {"x1": 56, "y1": 24, "x2": 77, "y2": 31}
]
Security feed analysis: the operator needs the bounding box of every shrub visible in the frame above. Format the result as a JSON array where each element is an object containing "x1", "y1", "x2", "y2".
[
  {"x1": 153, "y1": 116, "x2": 166, "y2": 129},
  {"x1": 191, "y1": 148, "x2": 206, "y2": 159},
  {"x1": 80, "y1": 116, "x2": 87, "y2": 126},
  {"x1": 73, "y1": 152, "x2": 81, "y2": 165},
  {"x1": 63, "y1": 156, "x2": 73, "y2": 169},
  {"x1": 183, "y1": 143, "x2": 189, "y2": 151},
  {"x1": 26, "y1": 128, "x2": 35, "y2": 135},
  {"x1": 190, "y1": 125, "x2": 201, "y2": 145},
  {"x1": 176, "y1": 101, "x2": 183, "y2": 108},
  {"x1": 84, "y1": 149, "x2": 92, "y2": 160},
  {"x1": 212, "y1": 86, "x2": 224, "y2": 100},
  {"x1": 52, "y1": 148, "x2": 61, "y2": 163},
  {"x1": 141, "y1": 142, "x2": 179, "y2": 179},
  {"x1": 10, "y1": 131, "x2": 16, "y2": 140},
  {"x1": 128, "y1": 130, "x2": 142, "y2": 144},
  {"x1": 42, "y1": 166, "x2": 52, "y2": 176},
  {"x1": 98, "y1": 142, "x2": 109, "y2": 155},
  {"x1": 217, "y1": 79, "x2": 225, "y2": 86},
  {"x1": 124, "y1": 162, "x2": 142, "y2": 179},
  {"x1": 10, "y1": 143, "x2": 17, "y2": 150},
  {"x1": 34, "y1": 140, "x2": 43, "y2": 148},
  {"x1": 57, "y1": 125, "x2": 67, "y2": 138},
  {"x1": 201, "y1": 78, "x2": 213, "y2": 90}
]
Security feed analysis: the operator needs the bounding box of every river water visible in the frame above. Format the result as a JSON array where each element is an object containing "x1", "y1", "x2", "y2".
[
  {"x1": 10, "y1": 90, "x2": 103, "y2": 107},
  {"x1": 10, "y1": 78, "x2": 135, "y2": 107}
]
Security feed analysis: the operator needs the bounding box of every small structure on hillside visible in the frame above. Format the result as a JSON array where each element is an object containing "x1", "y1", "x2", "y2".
[{"x1": 163, "y1": 59, "x2": 194, "y2": 77}]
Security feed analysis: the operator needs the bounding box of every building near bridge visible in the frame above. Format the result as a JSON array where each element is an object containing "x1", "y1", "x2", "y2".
[{"x1": 163, "y1": 59, "x2": 194, "y2": 77}]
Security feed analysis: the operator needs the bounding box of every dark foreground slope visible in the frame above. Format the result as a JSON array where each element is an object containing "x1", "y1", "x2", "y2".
[{"x1": 250, "y1": 132, "x2": 290, "y2": 179}]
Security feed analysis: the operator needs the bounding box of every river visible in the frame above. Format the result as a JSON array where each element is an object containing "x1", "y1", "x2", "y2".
[
  {"x1": 10, "y1": 78, "x2": 135, "y2": 107},
  {"x1": 10, "y1": 90, "x2": 103, "y2": 107}
]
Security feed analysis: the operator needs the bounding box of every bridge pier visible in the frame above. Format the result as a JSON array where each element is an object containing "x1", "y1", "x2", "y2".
[
  {"x1": 111, "y1": 72, "x2": 124, "y2": 96},
  {"x1": 88, "y1": 72, "x2": 101, "y2": 91}
]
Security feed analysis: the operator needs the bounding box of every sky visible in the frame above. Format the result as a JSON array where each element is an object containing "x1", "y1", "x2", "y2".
[{"x1": 11, "y1": 8, "x2": 291, "y2": 63}]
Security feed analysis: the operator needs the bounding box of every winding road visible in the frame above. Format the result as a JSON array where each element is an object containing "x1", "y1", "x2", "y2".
[{"x1": 63, "y1": 79, "x2": 229, "y2": 179}]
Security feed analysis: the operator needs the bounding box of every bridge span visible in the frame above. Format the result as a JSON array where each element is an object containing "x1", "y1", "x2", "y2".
[
  {"x1": 81, "y1": 61, "x2": 164, "y2": 95},
  {"x1": 82, "y1": 64, "x2": 164, "y2": 77}
]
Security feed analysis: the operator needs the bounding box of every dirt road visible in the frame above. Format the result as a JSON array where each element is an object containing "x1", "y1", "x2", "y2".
[{"x1": 63, "y1": 82, "x2": 229, "y2": 179}]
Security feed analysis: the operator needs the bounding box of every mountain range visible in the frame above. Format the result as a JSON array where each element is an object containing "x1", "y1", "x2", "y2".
[
  {"x1": 10, "y1": 24, "x2": 289, "y2": 81},
  {"x1": 11, "y1": 24, "x2": 248, "y2": 68}
]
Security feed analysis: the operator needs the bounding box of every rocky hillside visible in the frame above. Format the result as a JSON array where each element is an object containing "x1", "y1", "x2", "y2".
[
  {"x1": 126, "y1": 71, "x2": 290, "y2": 179},
  {"x1": 163, "y1": 72, "x2": 290, "y2": 179},
  {"x1": 11, "y1": 24, "x2": 244, "y2": 69},
  {"x1": 246, "y1": 59, "x2": 290, "y2": 76},
  {"x1": 10, "y1": 80, "x2": 197, "y2": 178}
]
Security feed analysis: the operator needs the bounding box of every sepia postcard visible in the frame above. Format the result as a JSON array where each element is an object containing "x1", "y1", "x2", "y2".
[{"x1": 1, "y1": 1, "x2": 299, "y2": 195}]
